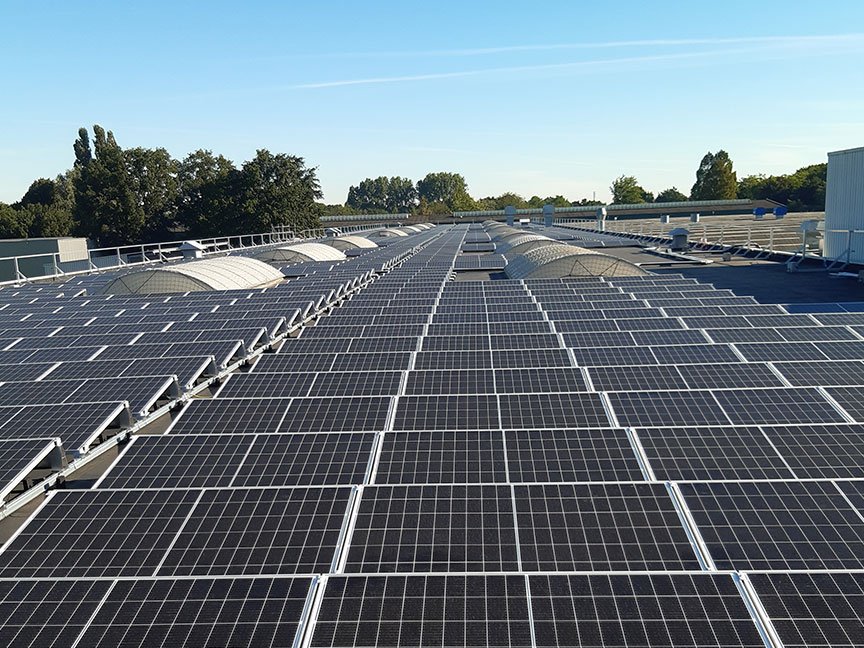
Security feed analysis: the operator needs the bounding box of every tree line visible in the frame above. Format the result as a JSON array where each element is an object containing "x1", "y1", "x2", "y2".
[
  {"x1": 335, "y1": 150, "x2": 828, "y2": 217},
  {"x1": 2, "y1": 139, "x2": 830, "y2": 245},
  {"x1": 0, "y1": 125, "x2": 324, "y2": 246}
]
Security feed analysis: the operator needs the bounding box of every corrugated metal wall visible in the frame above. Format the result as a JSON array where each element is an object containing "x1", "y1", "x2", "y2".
[{"x1": 825, "y1": 147, "x2": 864, "y2": 263}]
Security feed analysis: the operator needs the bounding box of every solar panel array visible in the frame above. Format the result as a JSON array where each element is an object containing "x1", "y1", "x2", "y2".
[{"x1": 0, "y1": 222, "x2": 863, "y2": 646}]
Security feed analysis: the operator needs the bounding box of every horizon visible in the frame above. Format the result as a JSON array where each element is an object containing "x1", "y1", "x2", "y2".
[{"x1": 2, "y1": 1, "x2": 863, "y2": 205}]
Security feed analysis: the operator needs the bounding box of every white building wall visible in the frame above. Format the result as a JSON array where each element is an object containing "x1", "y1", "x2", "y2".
[{"x1": 824, "y1": 147, "x2": 864, "y2": 263}]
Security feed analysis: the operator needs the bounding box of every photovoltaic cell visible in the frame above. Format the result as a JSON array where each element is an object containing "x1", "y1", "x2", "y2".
[
  {"x1": 79, "y1": 577, "x2": 312, "y2": 648},
  {"x1": 0, "y1": 579, "x2": 114, "y2": 648},
  {"x1": 679, "y1": 480, "x2": 864, "y2": 570},
  {"x1": 749, "y1": 571, "x2": 864, "y2": 648},
  {"x1": 514, "y1": 483, "x2": 700, "y2": 571},
  {"x1": 504, "y1": 429, "x2": 643, "y2": 482},
  {"x1": 375, "y1": 431, "x2": 507, "y2": 484},
  {"x1": 97, "y1": 434, "x2": 253, "y2": 489},
  {"x1": 158, "y1": 487, "x2": 351, "y2": 576},
  {"x1": 499, "y1": 393, "x2": 610, "y2": 429},
  {"x1": 635, "y1": 426, "x2": 794, "y2": 480},
  {"x1": 394, "y1": 395, "x2": 499, "y2": 430},
  {"x1": 311, "y1": 575, "x2": 531, "y2": 648},
  {"x1": 529, "y1": 573, "x2": 765, "y2": 648},
  {"x1": 345, "y1": 485, "x2": 519, "y2": 572},
  {"x1": 764, "y1": 423, "x2": 864, "y2": 478},
  {"x1": 232, "y1": 433, "x2": 375, "y2": 486},
  {"x1": 0, "y1": 489, "x2": 200, "y2": 578}
]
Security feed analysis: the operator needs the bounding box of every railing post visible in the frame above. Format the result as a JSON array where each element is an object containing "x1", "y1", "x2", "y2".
[{"x1": 13, "y1": 257, "x2": 22, "y2": 281}]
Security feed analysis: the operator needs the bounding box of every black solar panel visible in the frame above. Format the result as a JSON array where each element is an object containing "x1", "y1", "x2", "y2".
[
  {"x1": 375, "y1": 431, "x2": 507, "y2": 483},
  {"x1": 311, "y1": 575, "x2": 531, "y2": 648},
  {"x1": 514, "y1": 482, "x2": 700, "y2": 571},
  {"x1": 394, "y1": 395, "x2": 499, "y2": 430},
  {"x1": 607, "y1": 391, "x2": 730, "y2": 426},
  {"x1": 217, "y1": 372, "x2": 317, "y2": 398},
  {"x1": 158, "y1": 487, "x2": 351, "y2": 576},
  {"x1": 345, "y1": 485, "x2": 518, "y2": 572},
  {"x1": 280, "y1": 397, "x2": 391, "y2": 433},
  {"x1": 404, "y1": 370, "x2": 495, "y2": 395},
  {"x1": 232, "y1": 433, "x2": 375, "y2": 486},
  {"x1": 713, "y1": 387, "x2": 847, "y2": 425},
  {"x1": 636, "y1": 426, "x2": 794, "y2": 480},
  {"x1": 504, "y1": 429, "x2": 643, "y2": 481},
  {"x1": 749, "y1": 571, "x2": 864, "y2": 648},
  {"x1": 680, "y1": 480, "x2": 864, "y2": 570},
  {"x1": 171, "y1": 399, "x2": 287, "y2": 435},
  {"x1": 499, "y1": 393, "x2": 609, "y2": 429},
  {"x1": 0, "y1": 579, "x2": 114, "y2": 648},
  {"x1": 529, "y1": 573, "x2": 766, "y2": 648},
  {"x1": 0, "y1": 489, "x2": 200, "y2": 577},
  {"x1": 79, "y1": 577, "x2": 312, "y2": 648},
  {"x1": 97, "y1": 434, "x2": 253, "y2": 488},
  {"x1": 764, "y1": 423, "x2": 864, "y2": 478}
]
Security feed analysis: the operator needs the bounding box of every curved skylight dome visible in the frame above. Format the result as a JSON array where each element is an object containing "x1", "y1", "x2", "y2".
[
  {"x1": 323, "y1": 236, "x2": 379, "y2": 251},
  {"x1": 505, "y1": 244, "x2": 647, "y2": 279},
  {"x1": 253, "y1": 243, "x2": 346, "y2": 263},
  {"x1": 100, "y1": 257, "x2": 284, "y2": 294}
]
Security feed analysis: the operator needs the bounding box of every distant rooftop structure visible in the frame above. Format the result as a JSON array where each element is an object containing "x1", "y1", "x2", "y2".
[
  {"x1": 100, "y1": 256, "x2": 284, "y2": 294},
  {"x1": 253, "y1": 242, "x2": 347, "y2": 264}
]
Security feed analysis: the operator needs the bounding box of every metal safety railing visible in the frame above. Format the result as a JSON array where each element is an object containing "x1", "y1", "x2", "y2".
[{"x1": 0, "y1": 223, "x2": 386, "y2": 287}]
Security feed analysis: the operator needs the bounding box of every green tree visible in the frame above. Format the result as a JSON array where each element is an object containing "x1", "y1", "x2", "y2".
[
  {"x1": 416, "y1": 172, "x2": 472, "y2": 209},
  {"x1": 385, "y1": 176, "x2": 418, "y2": 213},
  {"x1": 346, "y1": 177, "x2": 390, "y2": 213},
  {"x1": 655, "y1": 187, "x2": 688, "y2": 203},
  {"x1": 124, "y1": 147, "x2": 179, "y2": 241},
  {"x1": 571, "y1": 198, "x2": 603, "y2": 206},
  {"x1": 690, "y1": 150, "x2": 737, "y2": 200},
  {"x1": 737, "y1": 163, "x2": 826, "y2": 211},
  {"x1": 235, "y1": 149, "x2": 322, "y2": 234},
  {"x1": 476, "y1": 192, "x2": 529, "y2": 210},
  {"x1": 176, "y1": 150, "x2": 239, "y2": 238},
  {"x1": 0, "y1": 203, "x2": 32, "y2": 238},
  {"x1": 610, "y1": 175, "x2": 652, "y2": 204},
  {"x1": 72, "y1": 125, "x2": 146, "y2": 246},
  {"x1": 18, "y1": 173, "x2": 77, "y2": 236}
]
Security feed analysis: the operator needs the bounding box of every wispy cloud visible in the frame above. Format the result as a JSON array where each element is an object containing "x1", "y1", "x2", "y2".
[
  {"x1": 302, "y1": 33, "x2": 864, "y2": 59},
  {"x1": 293, "y1": 39, "x2": 861, "y2": 89}
]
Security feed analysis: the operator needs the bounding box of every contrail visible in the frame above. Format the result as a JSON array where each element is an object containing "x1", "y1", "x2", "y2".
[{"x1": 294, "y1": 40, "x2": 860, "y2": 89}]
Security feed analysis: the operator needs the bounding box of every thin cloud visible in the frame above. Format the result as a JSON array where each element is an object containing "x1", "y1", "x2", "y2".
[
  {"x1": 293, "y1": 41, "x2": 860, "y2": 89},
  {"x1": 303, "y1": 33, "x2": 864, "y2": 59}
]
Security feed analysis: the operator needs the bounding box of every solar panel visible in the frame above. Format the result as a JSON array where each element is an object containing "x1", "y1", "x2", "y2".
[
  {"x1": 375, "y1": 431, "x2": 507, "y2": 483},
  {"x1": 588, "y1": 365, "x2": 688, "y2": 391},
  {"x1": 499, "y1": 393, "x2": 609, "y2": 429},
  {"x1": 636, "y1": 426, "x2": 794, "y2": 480},
  {"x1": 158, "y1": 487, "x2": 351, "y2": 576},
  {"x1": 607, "y1": 391, "x2": 730, "y2": 426},
  {"x1": 280, "y1": 397, "x2": 391, "y2": 433},
  {"x1": 404, "y1": 370, "x2": 495, "y2": 395},
  {"x1": 679, "y1": 480, "x2": 864, "y2": 570},
  {"x1": 749, "y1": 571, "x2": 864, "y2": 648},
  {"x1": 763, "y1": 423, "x2": 864, "y2": 478},
  {"x1": 504, "y1": 429, "x2": 643, "y2": 482},
  {"x1": 514, "y1": 482, "x2": 700, "y2": 571},
  {"x1": 331, "y1": 352, "x2": 412, "y2": 372},
  {"x1": 217, "y1": 372, "x2": 317, "y2": 398},
  {"x1": 772, "y1": 360, "x2": 864, "y2": 387},
  {"x1": 676, "y1": 363, "x2": 785, "y2": 389},
  {"x1": 0, "y1": 401, "x2": 129, "y2": 452},
  {"x1": 0, "y1": 489, "x2": 200, "y2": 577},
  {"x1": 310, "y1": 575, "x2": 531, "y2": 648},
  {"x1": 96, "y1": 434, "x2": 254, "y2": 489},
  {"x1": 494, "y1": 367, "x2": 588, "y2": 393},
  {"x1": 394, "y1": 395, "x2": 499, "y2": 430},
  {"x1": 305, "y1": 371, "x2": 403, "y2": 397},
  {"x1": 529, "y1": 573, "x2": 766, "y2": 648},
  {"x1": 78, "y1": 577, "x2": 312, "y2": 648},
  {"x1": 345, "y1": 485, "x2": 518, "y2": 572},
  {"x1": 713, "y1": 387, "x2": 847, "y2": 425},
  {"x1": 232, "y1": 433, "x2": 375, "y2": 486},
  {"x1": 492, "y1": 348, "x2": 572, "y2": 369},
  {"x1": 0, "y1": 579, "x2": 114, "y2": 648},
  {"x1": 170, "y1": 399, "x2": 287, "y2": 435}
]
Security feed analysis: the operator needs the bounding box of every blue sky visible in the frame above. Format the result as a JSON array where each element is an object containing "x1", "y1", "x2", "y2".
[{"x1": 2, "y1": 0, "x2": 863, "y2": 204}]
